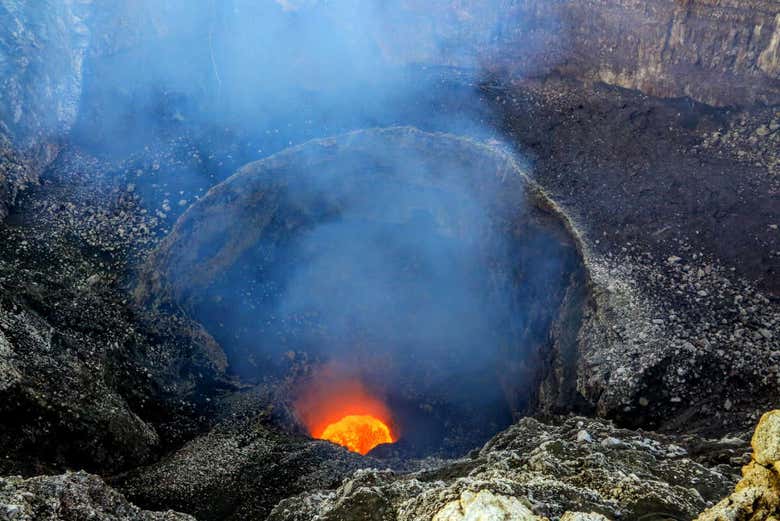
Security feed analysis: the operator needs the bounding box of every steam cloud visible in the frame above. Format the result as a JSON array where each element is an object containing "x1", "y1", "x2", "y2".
[
  {"x1": 76, "y1": 0, "x2": 522, "y2": 152},
  {"x1": 68, "y1": 0, "x2": 569, "y2": 454}
]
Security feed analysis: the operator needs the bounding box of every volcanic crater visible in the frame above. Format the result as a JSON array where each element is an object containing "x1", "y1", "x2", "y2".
[
  {"x1": 136, "y1": 127, "x2": 589, "y2": 458},
  {"x1": 1, "y1": 2, "x2": 778, "y2": 520}
]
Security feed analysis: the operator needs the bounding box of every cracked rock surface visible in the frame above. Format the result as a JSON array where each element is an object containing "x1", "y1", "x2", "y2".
[
  {"x1": 265, "y1": 416, "x2": 741, "y2": 521},
  {"x1": 696, "y1": 410, "x2": 780, "y2": 521}
]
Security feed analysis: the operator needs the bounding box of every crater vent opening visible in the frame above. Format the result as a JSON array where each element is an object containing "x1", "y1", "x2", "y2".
[{"x1": 136, "y1": 127, "x2": 588, "y2": 458}]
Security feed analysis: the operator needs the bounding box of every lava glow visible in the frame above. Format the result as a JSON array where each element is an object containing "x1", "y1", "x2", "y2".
[
  {"x1": 294, "y1": 367, "x2": 396, "y2": 455},
  {"x1": 320, "y1": 414, "x2": 394, "y2": 455}
]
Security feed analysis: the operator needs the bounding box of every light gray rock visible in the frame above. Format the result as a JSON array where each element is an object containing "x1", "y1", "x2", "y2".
[
  {"x1": 0, "y1": 472, "x2": 193, "y2": 521},
  {"x1": 266, "y1": 416, "x2": 736, "y2": 521}
]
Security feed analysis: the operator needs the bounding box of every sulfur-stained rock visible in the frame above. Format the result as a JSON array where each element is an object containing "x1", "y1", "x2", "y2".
[
  {"x1": 695, "y1": 410, "x2": 780, "y2": 521},
  {"x1": 753, "y1": 411, "x2": 780, "y2": 466},
  {"x1": 695, "y1": 464, "x2": 780, "y2": 521}
]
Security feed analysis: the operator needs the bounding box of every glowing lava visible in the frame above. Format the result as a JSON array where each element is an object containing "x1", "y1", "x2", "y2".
[
  {"x1": 319, "y1": 414, "x2": 394, "y2": 455},
  {"x1": 294, "y1": 365, "x2": 397, "y2": 456}
]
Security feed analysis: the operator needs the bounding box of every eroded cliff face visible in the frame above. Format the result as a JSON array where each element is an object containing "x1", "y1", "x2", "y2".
[
  {"x1": 386, "y1": 0, "x2": 780, "y2": 107},
  {"x1": 544, "y1": 0, "x2": 780, "y2": 107},
  {"x1": 0, "y1": 0, "x2": 91, "y2": 219},
  {"x1": 1, "y1": 0, "x2": 777, "y2": 221}
]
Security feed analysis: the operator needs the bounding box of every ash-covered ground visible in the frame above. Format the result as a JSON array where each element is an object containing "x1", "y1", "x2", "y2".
[{"x1": 0, "y1": 69, "x2": 778, "y2": 520}]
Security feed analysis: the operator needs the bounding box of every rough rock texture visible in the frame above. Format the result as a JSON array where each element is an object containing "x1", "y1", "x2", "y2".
[
  {"x1": 432, "y1": 490, "x2": 541, "y2": 521},
  {"x1": 0, "y1": 471, "x2": 193, "y2": 521},
  {"x1": 0, "y1": 0, "x2": 89, "y2": 142},
  {"x1": 752, "y1": 411, "x2": 780, "y2": 467},
  {"x1": 2, "y1": 0, "x2": 776, "y2": 218},
  {"x1": 266, "y1": 415, "x2": 740, "y2": 521},
  {"x1": 372, "y1": 0, "x2": 780, "y2": 107},
  {"x1": 0, "y1": 192, "x2": 229, "y2": 476},
  {"x1": 696, "y1": 410, "x2": 780, "y2": 521},
  {"x1": 0, "y1": 0, "x2": 92, "y2": 219},
  {"x1": 487, "y1": 77, "x2": 780, "y2": 434},
  {"x1": 495, "y1": 0, "x2": 780, "y2": 107},
  {"x1": 118, "y1": 415, "x2": 372, "y2": 521}
]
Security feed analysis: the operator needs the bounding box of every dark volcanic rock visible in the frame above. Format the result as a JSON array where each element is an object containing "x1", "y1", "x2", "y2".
[
  {"x1": 0, "y1": 1, "x2": 92, "y2": 219},
  {"x1": 118, "y1": 413, "x2": 747, "y2": 521},
  {"x1": 0, "y1": 472, "x2": 193, "y2": 521},
  {"x1": 484, "y1": 78, "x2": 780, "y2": 435},
  {"x1": 118, "y1": 416, "x2": 371, "y2": 521},
  {"x1": 0, "y1": 215, "x2": 229, "y2": 476}
]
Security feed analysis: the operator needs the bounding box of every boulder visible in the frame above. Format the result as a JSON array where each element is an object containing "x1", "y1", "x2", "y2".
[
  {"x1": 695, "y1": 410, "x2": 780, "y2": 521},
  {"x1": 266, "y1": 416, "x2": 736, "y2": 521},
  {"x1": 0, "y1": 472, "x2": 193, "y2": 521}
]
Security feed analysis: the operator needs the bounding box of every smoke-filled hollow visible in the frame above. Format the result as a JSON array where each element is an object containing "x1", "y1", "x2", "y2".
[{"x1": 136, "y1": 127, "x2": 587, "y2": 457}]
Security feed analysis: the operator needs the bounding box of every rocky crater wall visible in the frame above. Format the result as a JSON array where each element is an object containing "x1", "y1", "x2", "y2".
[
  {"x1": 1, "y1": 0, "x2": 778, "y2": 218},
  {"x1": 483, "y1": 0, "x2": 780, "y2": 107},
  {"x1": 0, "y1": 0, "x2": 91, "y2": 219}
]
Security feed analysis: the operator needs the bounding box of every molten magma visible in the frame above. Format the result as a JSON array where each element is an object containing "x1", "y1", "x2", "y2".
[
  {"x1": 294, "y1": 367, "x2": 396, "y2": 455},
  {"x1": 319, "y1": 414, "x2": 394, "y2": 455}
]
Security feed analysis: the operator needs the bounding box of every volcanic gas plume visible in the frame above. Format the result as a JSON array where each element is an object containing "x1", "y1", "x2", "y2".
[{"x1": 136, "y1": 128, "x2": 585, "y2": 457}]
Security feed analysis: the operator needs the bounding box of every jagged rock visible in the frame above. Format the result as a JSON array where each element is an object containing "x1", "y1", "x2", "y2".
[
  {"x1": 752, "y1": 411, "x2": 780, "y2": 467},
  {"x1": 695, "y1": 410, "x2": 780, "y2": 521},
  {"x1": 266, "y1": 416, "x2": 737, "y2": 521},
  {"x1": 0, "y1": 295, "x2": 159, "y2": 474},
  {"x1": 118, "y1": 417, "x2": 370, "y2": 521},
  {"x1": 0, "y1": 224, "x2": 228, "y2": 475},
  {"x1": 559, "y1": 514, "x2": 610, "y2": 521},
  {"x1": 0, "y1": 471, "x2": 193, "y2": 521},
  {"x1": 0, "y1": 1, "x2": 92, "y2": 219},
  {"x1": 432, "y1": 490, "x2": 541, "y2": 521},
  {"x1": 377, "y1": 0, "x2": 780, "y2": 107}
]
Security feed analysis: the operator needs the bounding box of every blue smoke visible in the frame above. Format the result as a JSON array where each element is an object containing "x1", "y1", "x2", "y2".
[{"x1": 67, "y1": 0, "x2": 571, "y2": 455}]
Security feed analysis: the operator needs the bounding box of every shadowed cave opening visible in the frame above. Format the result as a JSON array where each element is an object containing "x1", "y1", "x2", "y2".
[{"x1": 139, "y1": 127, "x2": 587, "y2": 458}]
